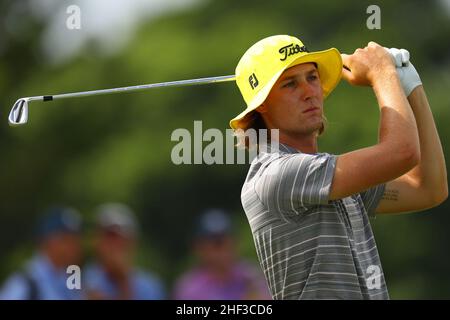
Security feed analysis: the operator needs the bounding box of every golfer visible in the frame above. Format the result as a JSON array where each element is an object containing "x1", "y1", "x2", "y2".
[{"x1": 230, "y1": 35, "x2": 447, "y2": 299}]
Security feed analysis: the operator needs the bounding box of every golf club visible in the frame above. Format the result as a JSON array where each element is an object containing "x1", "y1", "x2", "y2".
[{"x1": 8, "y1": 74, "x2": 236, "y2": 126}]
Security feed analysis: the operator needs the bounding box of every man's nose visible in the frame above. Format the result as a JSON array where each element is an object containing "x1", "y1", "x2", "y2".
[{"x1": 299, "y1": 82, "x2": 316, "y2": 101}]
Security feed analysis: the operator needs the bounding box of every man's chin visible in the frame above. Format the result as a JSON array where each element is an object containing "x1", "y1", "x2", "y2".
[
  {"x1": 299, "y1": 120, "x2": 323, "y2": 135},
  {"x1": 288, "y1": 127, "x2": 322, "y2": 138}
]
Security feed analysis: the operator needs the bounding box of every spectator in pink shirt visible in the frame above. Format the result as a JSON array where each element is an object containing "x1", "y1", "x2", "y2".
[{"x1": 173, "y1": 209, "x2": 271, "y2": 300}]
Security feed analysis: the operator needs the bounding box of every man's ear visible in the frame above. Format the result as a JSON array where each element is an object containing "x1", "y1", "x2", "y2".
[{"x1": 257, "y1": 103, "x2": 268, "y2": 114}]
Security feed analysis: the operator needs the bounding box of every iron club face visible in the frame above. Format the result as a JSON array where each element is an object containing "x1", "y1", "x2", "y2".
[{"x1": 8, "y1": 98, "x2": 29, "y2": 126}]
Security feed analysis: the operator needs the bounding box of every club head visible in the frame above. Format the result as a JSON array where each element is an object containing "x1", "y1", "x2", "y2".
[{"x1": 8, "y1": 98, "x2": 29, "y2": 126}]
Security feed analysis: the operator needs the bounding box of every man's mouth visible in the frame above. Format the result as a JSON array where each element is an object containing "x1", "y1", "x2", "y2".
[{"x1": 302, "y1": 107, "x2": 319, "y2": 114}]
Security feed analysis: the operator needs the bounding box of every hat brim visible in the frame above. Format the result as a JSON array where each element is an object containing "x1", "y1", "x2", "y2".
[{"x1": 229, "y1": 48, "x2": 342, "y2": 130}]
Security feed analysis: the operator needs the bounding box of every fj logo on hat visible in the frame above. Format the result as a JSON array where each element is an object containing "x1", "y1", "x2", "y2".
[
  {"x1": 279, "y1": 44, "x2": 308, "y2": 61},
  {"x1": 249, "y1": 73, "x2": 259, "y2": 90}
]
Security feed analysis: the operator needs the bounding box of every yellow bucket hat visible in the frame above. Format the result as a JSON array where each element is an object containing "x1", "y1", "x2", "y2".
[{"x1": 230, "y1": 35, "x2": 342, "y2": 130}]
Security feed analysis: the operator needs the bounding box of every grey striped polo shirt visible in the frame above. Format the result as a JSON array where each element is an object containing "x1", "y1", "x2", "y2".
[{"x1": 241, "y1": 143, "x2": 389, "y2": 299}]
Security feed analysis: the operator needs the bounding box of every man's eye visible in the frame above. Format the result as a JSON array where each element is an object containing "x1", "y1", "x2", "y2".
[
  {"x1": 283, "y1": 81, "x2": 296, "y2": 88},
  {"x1": 308, "y1": 75, "x2": 318, "y2": 81}
]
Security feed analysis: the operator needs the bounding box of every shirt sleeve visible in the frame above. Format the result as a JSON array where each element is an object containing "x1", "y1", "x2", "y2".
[
  {"x1": 137, "y1": 272, "x2": 166, "y2": 300},
  {"x1": 0, "y1": 274, "x2": 30, "y2": 300},
  {"x1": 255, "y1": 152, "x2": 337, "y2": 215},
  {"x1": 360, "y1": 183, "x2": 386, "y2": 217}
]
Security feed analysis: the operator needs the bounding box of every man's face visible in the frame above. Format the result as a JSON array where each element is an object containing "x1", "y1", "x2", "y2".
[
  {"x1": 94, "y1": 228, "x2": 135, "y2": 275},
  {"x1": 258, "y1": 63, "x2": 324, "y2": 136},
  {"x1": 96, "y1": 228, "x2": 135, "y2": 257},
  {"x1": 194, "y1": 234, "x2": 235, "y2": 270},
  {"x1": 43, "y1": 232, "x2": 83, "y2": 267}
]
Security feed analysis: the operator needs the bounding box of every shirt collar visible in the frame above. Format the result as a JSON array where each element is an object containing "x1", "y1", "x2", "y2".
[{"x1": 258, "y1": 142, "x2": 300, "y2": 155}]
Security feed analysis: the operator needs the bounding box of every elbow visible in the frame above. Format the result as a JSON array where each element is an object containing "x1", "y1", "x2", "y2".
[
  {"x1": 437, "y1": 190, "x2": 448, "y2": 206},
  {"x1": 433, "y1": 182, "x2": 448, "y2": 207},
  {"x1": 424, "y1": 182, "x2": 448, "y2": 210},
  {"x1": 432, "y1": 168, "x2": 448, "y2": 206},
  {"x1": 397, "y1": 144, "x2": 420, "y2": 172}
]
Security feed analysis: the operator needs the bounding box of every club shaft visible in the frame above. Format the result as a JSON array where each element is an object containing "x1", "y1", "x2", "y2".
[{"x1": 27, "y1": 75, "x2": 236, "y2": 102}]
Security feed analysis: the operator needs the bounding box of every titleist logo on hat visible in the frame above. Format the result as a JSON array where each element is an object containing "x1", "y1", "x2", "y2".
[{"x1": 279, "y1": 44, "x2": 308, "y2": 61}]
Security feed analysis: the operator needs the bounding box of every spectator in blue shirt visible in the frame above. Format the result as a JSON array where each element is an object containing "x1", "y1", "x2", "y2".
[
  {"x1": 0, "y1": 206, "x2": 84, "y2": 300},
  {"x1": 84, "y1": 203, "x2": 165, "y2": 300}
]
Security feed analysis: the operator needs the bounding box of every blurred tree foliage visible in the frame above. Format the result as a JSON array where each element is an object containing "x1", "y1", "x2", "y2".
[{"x1": 0, "y1": 0, "x2": 449, "y2": 298}]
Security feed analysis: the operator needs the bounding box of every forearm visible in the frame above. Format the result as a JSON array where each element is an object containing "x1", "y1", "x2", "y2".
[
  {"x1": 405, "y1": 85, "x2": 448, "y2": 199},
  {"x1": 373, "y1": 71, "x2": 420, "y2": 157}
]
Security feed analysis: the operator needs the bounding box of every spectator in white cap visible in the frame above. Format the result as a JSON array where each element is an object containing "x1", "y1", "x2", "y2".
[{"x1": 84, "y1": 203, "x2": 165, "y2": 300}]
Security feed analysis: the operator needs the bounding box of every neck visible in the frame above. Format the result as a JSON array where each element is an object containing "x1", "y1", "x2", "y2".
[{"x1": 279, "y1": 131, "x2": 319, "y2": 154}]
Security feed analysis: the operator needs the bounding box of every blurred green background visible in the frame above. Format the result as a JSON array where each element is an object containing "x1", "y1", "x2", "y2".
[{"x1": 0, "y1": 0, "x2": 449, "y2": 299}]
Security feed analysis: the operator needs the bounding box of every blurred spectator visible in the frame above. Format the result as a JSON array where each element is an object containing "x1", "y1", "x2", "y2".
[
  {"x1": 0, "y1": 206, "x2": 84, "y2": 300},
  {"x1": 84, "y1": 203, "x2": 165, "y2": 300},
  {"x1": 173, "y1": 209, "x2": 271, "y2": 300}
]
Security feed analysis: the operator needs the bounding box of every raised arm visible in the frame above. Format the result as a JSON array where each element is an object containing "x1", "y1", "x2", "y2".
[
  {"x1": 329, "y1": 41, "x2": 420, "y2": 200},
  {"x1": 375, "y1": 85, "x2": 448, "y2": 213}
]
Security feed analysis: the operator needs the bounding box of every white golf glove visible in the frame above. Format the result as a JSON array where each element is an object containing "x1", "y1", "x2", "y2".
[{"x1": 385, "y1": 47, "x2": 422, "y2": 97}]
